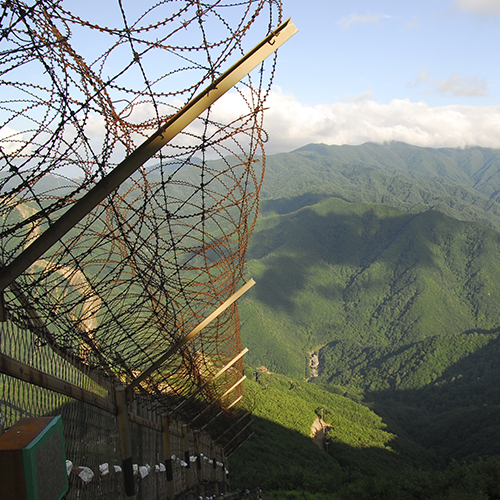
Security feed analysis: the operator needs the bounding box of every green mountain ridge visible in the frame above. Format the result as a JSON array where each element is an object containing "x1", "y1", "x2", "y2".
[
  {"x1": 260, "y1": 142, "x2": 500, "y2": 230},
  {"x1": 237, "y1": 142, "x2": 500, "y2": 470},
  {"x1": 241, "y1": 197, "x2": 500, "y2": 378}
]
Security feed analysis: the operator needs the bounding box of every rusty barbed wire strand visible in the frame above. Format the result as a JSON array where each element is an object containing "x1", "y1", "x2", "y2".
[{"x1": 0, "y1": 0, "x2": 282, "y2": 432}]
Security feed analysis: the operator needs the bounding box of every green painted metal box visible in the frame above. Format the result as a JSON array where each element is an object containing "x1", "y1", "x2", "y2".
[{"x1": 0, "y1": 416, "x2": 68, "y2": 500}]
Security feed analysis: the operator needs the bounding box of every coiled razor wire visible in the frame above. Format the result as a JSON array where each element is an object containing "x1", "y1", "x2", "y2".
[{"x1": 0, "y1": 0, "x2": 282, "y2": 420}]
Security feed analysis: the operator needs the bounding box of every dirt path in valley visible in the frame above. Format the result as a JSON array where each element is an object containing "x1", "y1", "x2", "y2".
[
  {"x1": 11, "y1": 200, "x2": 101, "y2": 333},
  {"x1": 310, "y1": 416, "x2": 332, "y2": 450}
]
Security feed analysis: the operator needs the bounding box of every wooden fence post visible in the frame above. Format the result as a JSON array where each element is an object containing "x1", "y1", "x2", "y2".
[
  {"x1": 194, "y1": 431, "x2": 204, "y2": 498},
  {"x1": 182, "y1": 424, "x2": 193, "y2": 500},
  {"x1": 116, "y1": 386, "x2": 135, "y2": 499},
  {"x1": 212, "y1": 441, "x2": 219, "y2": 496},
  {"x1": 162, "y1": 415, "x2": 175, "y2": 500}
]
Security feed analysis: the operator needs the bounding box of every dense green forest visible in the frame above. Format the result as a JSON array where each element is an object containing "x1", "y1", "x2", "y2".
[
  {"x1": 232, "y1": 142, "x2": 500, "y2": 497},
  {"x1": 231, "y1": 370, "x2": 500, "y2": 499}
]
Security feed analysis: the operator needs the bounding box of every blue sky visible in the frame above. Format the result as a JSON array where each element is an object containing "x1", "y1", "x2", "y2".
[
  {"x1": 4, "y1": 0, "x2": 500, "y2": 161},
  {"x1": 254, "y1": 0, "x2": 500, "y2": 154},
  {"x1": 277, "y1": 0, "x2": 499, "y2": 107}
]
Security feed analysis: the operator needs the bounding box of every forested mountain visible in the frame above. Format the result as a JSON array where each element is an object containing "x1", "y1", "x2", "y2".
[
  {"x1": 237, "y1": 142, "x2": 500, "y2": 469},
  {"x1": 12, "y1": 142, "x2": 500, "y2": 494},
  {"x1": 259, "y1": 142, "x2": 500, "y2": 229}
]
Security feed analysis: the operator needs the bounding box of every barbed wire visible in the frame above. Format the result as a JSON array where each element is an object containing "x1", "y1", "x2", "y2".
[{"x1": 0, "y1": 0, "x2": 282, "y2": 421}]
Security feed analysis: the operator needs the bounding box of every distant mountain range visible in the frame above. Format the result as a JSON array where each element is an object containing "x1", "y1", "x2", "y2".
[
  {"x1": 238, "y1": 141, "x2": 500, "y2": 461},
  {"x1": 259, "y1": 141, "x2": 500, "y2": 229}
]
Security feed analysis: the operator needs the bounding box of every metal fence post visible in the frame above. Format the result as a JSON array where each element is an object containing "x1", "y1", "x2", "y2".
[{"x1": 116, "y1": 386, "x2": 135, "y2": 499}]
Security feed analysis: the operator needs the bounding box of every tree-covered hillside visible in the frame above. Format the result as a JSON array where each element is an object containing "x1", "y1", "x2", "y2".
[
  {"x1": 260, "y1": 142, "x2": 500, "y2": 230},
  {"x1": 231, "y1": 370, "x2": 500, "y2": 499},
  {"x1": 238, "y1": 143, "x2": 500, "y2": 464},
  {"x1": 241, "y1": 196, "x2": 500, "y2": 378}
]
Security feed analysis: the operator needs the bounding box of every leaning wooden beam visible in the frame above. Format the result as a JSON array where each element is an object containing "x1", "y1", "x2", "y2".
[
  {"x1": 214, "y1": 411, "x2": 251, "y2": 444},
  {"x1": 189, "y1": 375, "x2": 246, "y2": 427},
  {"x1": 169, "y1": 348, "x2": 248, "y2": 416},
  {"x1": 224, "y1": 394, "x2": 244, "y2": 411},
  {"x1": 126, "y1": 281, "x2": 254, "y2": 397},
  {"x1": 223, "y1": 420, "x2": 253, "y2": 454},
  {"x1": 200, "y1": 409, "x2": 224, "y2": 432},
  {"x1": 0, "y1": 18, "x2": 298, "y2": 297},
  {"x1": 0, "y1": 352, "x2": 115, "y2": 414},
  {"x1": 225, "y1": 432, "x2": 254, "y2": 458}
]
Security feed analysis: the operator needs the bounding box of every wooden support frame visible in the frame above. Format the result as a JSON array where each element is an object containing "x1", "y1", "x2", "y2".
[
  {"x1": 126, "y1": 280, "x2": 254, "y2": 397},
  {"x1": 215, "y1": 411, "x2": 251, "y2": 444},
  {"x1": 225, "y1": 432, "x2": 254, "y2": 458},
  {"x1": 223, "y1": 420, "x2": 253, "y2": 454},
  {"x1": 188, "y1": 375, "x2": 246, "y2": 427},
  {"x1": 225, "y1": 394, "x2": 244, "y2": 411},
  {"x1": 127, "y1": 411, "x2": 162, "y2": 432}
]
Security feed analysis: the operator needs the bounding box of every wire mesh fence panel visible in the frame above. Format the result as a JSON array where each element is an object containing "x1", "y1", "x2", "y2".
[{"x1": 170, "y1": 418, "x2": 188, "y2": 494}]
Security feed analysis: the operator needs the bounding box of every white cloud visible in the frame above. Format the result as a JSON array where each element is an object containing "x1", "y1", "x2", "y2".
[
  {"x1": 258, "y1": 87, "x2": 500, "y2": 154},
  {"x1": 0, "y1": 126, "x2": 30, "y2": 155},
  {"x1": 406, "y1": 68, "x2": 433, "y2": 88},
  {"x1": 406, "y1": 69, "x2": 488, "y2": 97},
  {"x1": 406, "y1": 15, "x2": 420, "y2": 30},
  {"x1": 433, "y1": 71, "x2": 488, "y2": 97},
  {"x1": 454, "y1": 0, "x2": 500, "y2": 15},
  {"x1": 337, "y1": 12, "x2": 392, "y2": 30}
]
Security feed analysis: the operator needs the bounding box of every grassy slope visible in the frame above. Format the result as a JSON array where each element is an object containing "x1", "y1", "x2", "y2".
[
  {"x1": 230, "y1": 369, "x2": 436, "y2": 495},
  {"x1": 231, "y1": 369, "x2": 500, "y2": 500}
]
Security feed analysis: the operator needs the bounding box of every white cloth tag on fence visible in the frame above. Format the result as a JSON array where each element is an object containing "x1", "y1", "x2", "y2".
[
  {"x1": 180, "y1": 460, "x2": 187, "y2": 467},
  {"x1": 114, "y1": 465, "x2": 122, "y2": 473},
  {"x1": 76, "y1": 466, "x2": 94, "y2": 484},
  {"x1": 139, "y1": 466, "x2": 149, "y2": 479},
  {"x1": 66, "y1": 460, "x2": 73, "y2": 476},
  {"x1": 99, "y1": 463, "x2": 109, "y2": 476}
]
